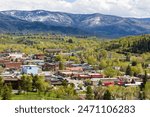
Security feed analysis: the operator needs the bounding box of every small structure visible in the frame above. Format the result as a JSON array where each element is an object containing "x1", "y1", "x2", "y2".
[
  {"x1": 75, "y1": 73, "x2": 104, "y2": 80},
  {"x1": 0, "y1": 53, "x2": 9, "y2": 59},
  {"x1": 21, "y1": 65, "x2": 39, "y2": 75},
  {"x1": 23, "y1": 59, "x2": 44, "y2": 66},
  {"x1": 42, "y1": 63, "x2": 58, "y2": 71},
  {"x1": 148, "y1": 64, "x2": 150, "y2": 68},
  {"x1": 89, "y1": 73, "x2": 104, "y2": 78},
  {"x1": 78, "y1": 74, "x2": 91, "y2": 79},
  {"x1": 33, "y1": 54, "x2": 45, "y2": 60},
  {"x1": 8, "y1": 52, "x2": 24, "y2": 59},
  {"x1": 58, "y1": 70, "x2": 77, "y2": 77},
  {"x1": 66, "y1": 67, "x2": 83, "y2": 72},
  {"x1": 0, "y1": 73, "x2": 20, "y2": 89},
  {"x1": 113, "y1": 66, "x2": 121, "y2": 70},
  {"x1": 3, "y1": 77, "x2": 20, "y2": 89},
  {"x1": 102, "y1": 81, "x2": 114, "y2": 86}
]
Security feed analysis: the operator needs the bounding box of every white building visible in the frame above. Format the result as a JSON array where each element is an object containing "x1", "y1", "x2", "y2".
[{"x1": 9, "y1": 52, "x2": 24, "y2": 59}]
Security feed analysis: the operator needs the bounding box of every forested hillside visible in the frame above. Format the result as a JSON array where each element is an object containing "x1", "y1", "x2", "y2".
[
  {"x1": 106, "y1": 35, "x2": 150, "y2": 54},
  {"x1": 0, "y1": 34, "x2": 150, "y2": 70}
]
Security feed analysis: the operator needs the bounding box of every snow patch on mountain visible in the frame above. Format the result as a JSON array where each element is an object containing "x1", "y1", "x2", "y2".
[{"x1": 81, "y1": 16, "x2": 101, "y2": 27}]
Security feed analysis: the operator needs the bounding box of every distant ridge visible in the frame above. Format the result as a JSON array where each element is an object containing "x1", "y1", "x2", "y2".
[{"x1": 1, "y1": 10, "x2": 150, "y2": 38}]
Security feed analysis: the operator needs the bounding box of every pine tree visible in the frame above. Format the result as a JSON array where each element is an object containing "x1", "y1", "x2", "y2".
[
  {"x1": 86, "y1": 86, "x2": 93, "y2": 100},
  {"x1": 126, "y1": 65, "x2": 132, "y2": 76},
  {"x1": 143, "y1": 70, "x2": 148, "y2": 87},
  {"x1": 139, "y1": 70, "x2": 148, "y2": 100},
  {"x1": 1, "y1": 84, "x2": 12, "y2": 100},
  {"x1": 59, "y1": 61, "x2": 64, "y2": 70},
  {"x1": 0, "y1": 77, "x2": 4, "y2": 95},
  {"x1": 98, "y1": 80, "x2": 102, "y2": 86},
  {"x1": 62, "y1": 79, "x2": 68, "y2": 87},
  {"x1": 103, "y1": 90, "x2": 112, "y2": 100},
  {"x1": 17, "y1": 85, "x2": 22, "y2": 95}
]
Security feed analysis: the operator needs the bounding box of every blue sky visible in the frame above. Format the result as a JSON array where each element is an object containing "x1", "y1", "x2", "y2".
[
  {"x1": 0, "y1": 0, "x2": 150, "y2": 18},
  {"x1": 65, "y1": 0, "x2": 76, "y2": 2}
]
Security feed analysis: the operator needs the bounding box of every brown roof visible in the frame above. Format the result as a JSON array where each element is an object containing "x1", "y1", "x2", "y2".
[
  {"x1": 0, "y1": 59, "x2": 10, "y2": 64},
  {"x1": 4, "y1": 62, "x2": 22, "y2": 69},
  {"x1": 66, "y1": 67, "x2": 83, "y2": 71},
  {"x1": 34, "y1": 54, "x2": 45, "y2": 57},
  {"x1": 3, "y1": 77, "x2": 20, "y2": 81}
]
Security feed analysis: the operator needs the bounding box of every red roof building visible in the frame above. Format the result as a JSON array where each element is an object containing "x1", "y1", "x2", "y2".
[
  {"x1": 78, "y1": 74, "x2": 91, "y2": 79},
  {"x1": 102, "y1": 81, "x2": 114, "y2": 86},
  {"x1": 89, "y1": 73, "x2": 104, "y2": 78},
  {"x1": 0, "y1": 59, "x2": 10, "y2": 65},
  {"x1": 4, "y1": 62, "x2": 22, "y2": 69}
]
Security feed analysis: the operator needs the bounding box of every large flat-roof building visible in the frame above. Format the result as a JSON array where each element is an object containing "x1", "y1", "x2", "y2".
[{"x1": 21, "y1": 65, "x2": 39, "y2": 75}]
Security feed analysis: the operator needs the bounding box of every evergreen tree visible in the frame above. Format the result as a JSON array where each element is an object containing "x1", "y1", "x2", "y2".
[
  {"x1": 132, "y1": 61, "x2": 137, "y2": 66},
  {"x1": 140, "y1": 70, "x2": 148, "y2": 99},
  {"x1": 98, "y1": 80, "x2": 102, "y2": 86},
  {"x1": 59, "y1": 61, "x2": 64, "y2": 70},
  {"x1": 62, "y1": 79, "x2": 68, "y2": 87},
  {"x1": 32, "y1": 75, "x2": 38, "y2": 91},
  {"x1": 86, "y1": 86, "x2": 93, "y2": 100},
  {"x1": 0, "y1": 77, "x2": 4, "y2": 95},
  {"x1": 17, "y1": 85, "x2": 22, "y2": 95},
  {"x1": 84, "y1": 79, "x2": 92, "y2": 86},
  {"x1": 103, "y1": 90, "x2": 112, "y2": 100},
  {"x1": 1, "y1": 84, "x2": 12, "y2": 100},
  {"x1": 68, "y1": 39, "x2": 73, "y2": 43},
  {"x1": 126, "y1": 65, "x2": 132, "y2": 76},
  {"x1": 143, "y1": 70, "x2": 148, "y2": 87}
]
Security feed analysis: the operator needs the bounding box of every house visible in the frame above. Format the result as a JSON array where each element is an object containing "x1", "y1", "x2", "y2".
[
  {"x1": 21, "y1": 65, "x2": 39, "y2": 75},
  {"x1": 71, "y1": 63, "x2": 93, "y2": 71},
  {"x1": 148, "y1": 64, "x2": 150, "y2": 68},
  {"x1": 113, "y1": 66, "x2": 121, "y2": 70},
  {"x1": 42, "y1": 63, "x2": 59, "y2": 71},
  {"x1": 64, "y1": 61, "x2": 75, "y2": 67},
  {"x1": 102, "y1": 81, "x2": 114, "y2": 86},
  {"x1": 75, "y1": 73, "x2": 104, "y2": 80},
  {"x1": 125, "y1": 82, "x2": 142, "y2": 87},
  {"x1": 58, "y1": 70, "x2": 77, "y2": 77},
  {"x1": 4, "y1": 62, "x2": 22, "y2": 70},
  {"x1": 89, "y1": 73, "x2": 104, "y2": 78},
  {"x1": 77, "y1": 74, "x2": 91, "y2": 79},
  {"x1": 3, "y1": 77, "x2": 20, "y2": 89},
  {"x1": 0, "y1": 73, "x2": 20, "y2": 89},
  {"x1": 0, "y1": 59, "x2": 10, "y2": 66},
  {"x1": 33, "y1": 54, "x2": 45, "y2": 60},
  {"x1": 8, "y1": 52, "x2": 24, "y2": 59},
  {"x1": 23, "y1": 59, "x2": 44, "y2": 66},
  {"x1": 0, "y1": 52, "x2": 9, "y2": 58},
  {"x1": 66, "y1": 67, "x2": 83, "y2": 72}
]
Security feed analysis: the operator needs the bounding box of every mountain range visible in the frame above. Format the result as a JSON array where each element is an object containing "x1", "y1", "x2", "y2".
[{"x1": 1, "y1": 10, "x2": 150, "y2": 38}]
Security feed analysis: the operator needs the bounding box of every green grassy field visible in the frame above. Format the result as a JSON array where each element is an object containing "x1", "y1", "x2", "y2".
[{"x1": 11, "y1": 92, "x2": 62, "y2": 100}]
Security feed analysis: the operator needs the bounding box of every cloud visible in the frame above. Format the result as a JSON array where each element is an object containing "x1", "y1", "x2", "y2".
[{"x1": 0, "y1": 0, "x2": 150, "y2": 18}]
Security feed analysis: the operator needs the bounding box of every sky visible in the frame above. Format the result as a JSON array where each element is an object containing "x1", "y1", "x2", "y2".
[{"x1": 0, "y1": 0, "x2": 150, "y2": 18}]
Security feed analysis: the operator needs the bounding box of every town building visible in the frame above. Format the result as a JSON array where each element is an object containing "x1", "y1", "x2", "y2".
[{"x1": 21, "y1": 65, "x2": 39, "y2": 75}]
